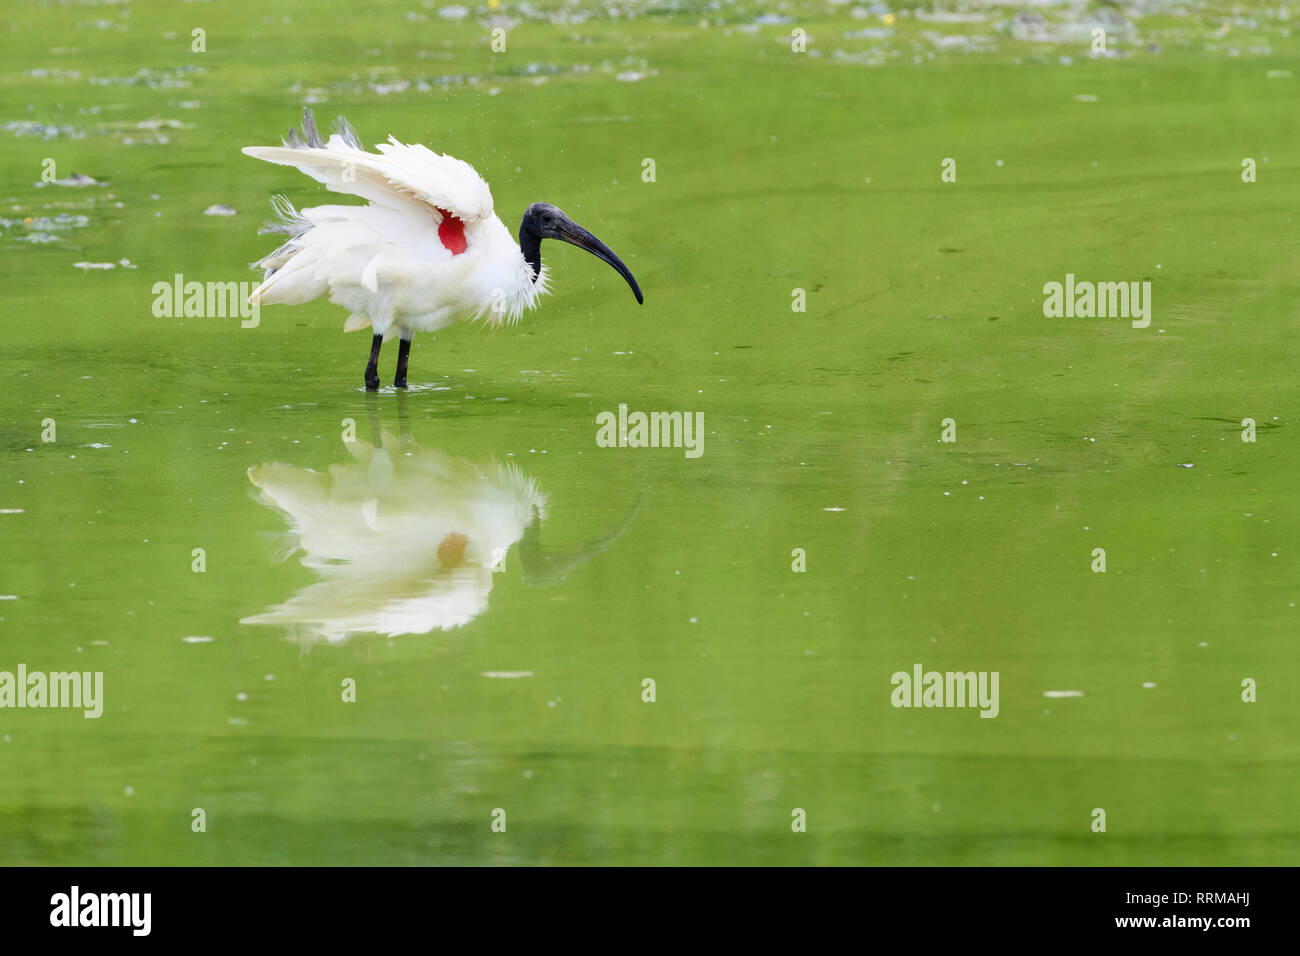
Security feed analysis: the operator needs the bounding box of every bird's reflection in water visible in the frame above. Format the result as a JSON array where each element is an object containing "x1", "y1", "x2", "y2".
[{"x1": 242, "y1": 398, "x2": 638, "y2": 642}]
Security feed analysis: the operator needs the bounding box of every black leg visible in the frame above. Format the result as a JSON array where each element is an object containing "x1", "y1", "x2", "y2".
[
  {"x1": 364, "y1": 333, "x2": 382, "y2": 391},
  {"x1": 395, "y1": 337, "x2": 412, "y2": 389}
]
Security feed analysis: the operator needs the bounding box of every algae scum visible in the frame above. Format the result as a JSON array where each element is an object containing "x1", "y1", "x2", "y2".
[{"x1": 1, "y1": 0, "x2": 1298, "y2": 864}]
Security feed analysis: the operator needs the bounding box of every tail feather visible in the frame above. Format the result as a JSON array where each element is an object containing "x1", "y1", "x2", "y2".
[
  {"x1": 248, "y1": 194, "x2": 312, "y2": 283},
  {"x1": 261, "y1": 193, "x2": 311, "y2": 237}
]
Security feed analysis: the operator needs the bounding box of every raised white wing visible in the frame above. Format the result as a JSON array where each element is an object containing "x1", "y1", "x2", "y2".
[{"x1": 241, "y1": 109, "x2": 495, "y2": 223}]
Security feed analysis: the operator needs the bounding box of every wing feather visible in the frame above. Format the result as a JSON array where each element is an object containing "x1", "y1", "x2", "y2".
[{"x1": 241, "y1": 108, "x2": 495, "y2": 223}]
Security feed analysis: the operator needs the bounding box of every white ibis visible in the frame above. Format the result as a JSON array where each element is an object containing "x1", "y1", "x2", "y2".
[{"x1": 242, "y1": 109, "x2": 644, "y2": 390}]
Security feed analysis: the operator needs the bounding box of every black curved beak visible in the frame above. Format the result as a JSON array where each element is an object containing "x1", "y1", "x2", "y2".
[{"x1": 555, "y1": 217, "x2": 644, "y2": 305}]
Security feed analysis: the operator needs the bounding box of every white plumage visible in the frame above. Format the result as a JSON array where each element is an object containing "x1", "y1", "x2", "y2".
[
  {"x1": 242, "y1": 110, "x2": 643, "y2": 389},
  {"x1": 241, "y1": 424, "x2": 639, "y2": 641},
  {"x1": 242, "y1": 430, "x2": 547, "y2": 641},
  {"x1": 243, "y1": 115, "x2": 539, "y2": 332}
]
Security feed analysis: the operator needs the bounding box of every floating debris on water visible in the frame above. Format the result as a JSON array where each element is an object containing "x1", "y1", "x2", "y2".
[
  {"x1": 49, "y1": 172, "x2": 102, "y2": 187},
  {"x1": 71, "y1": 258, "x2": 137, "y2": 270},
  {"x1": 916, "y1": 10, "x2": 988, "y2": 24},
  {"x1": 89, "y1": 65, "x2": 205, "y2": 89},
  {"x1": 3, "y1": 120, "x2": 87, "y2": 141},
  {"x1": 204, "y1": 204, "x2": 237, "y2": 216}
]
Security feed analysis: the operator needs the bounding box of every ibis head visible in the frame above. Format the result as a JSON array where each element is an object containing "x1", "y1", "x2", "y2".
[{"x1": 519, "y1": 202, "x2": 644, "y2": 305}]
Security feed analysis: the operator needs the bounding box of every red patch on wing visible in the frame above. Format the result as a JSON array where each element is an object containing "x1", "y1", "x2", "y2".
[{"x1": 436, "y1": 208, "x2": 468, "y2": 255}]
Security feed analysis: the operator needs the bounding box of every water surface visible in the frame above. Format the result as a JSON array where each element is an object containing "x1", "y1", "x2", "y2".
[{"x1": 2, "y1": 0, "x2": 1298, "y2": 864}]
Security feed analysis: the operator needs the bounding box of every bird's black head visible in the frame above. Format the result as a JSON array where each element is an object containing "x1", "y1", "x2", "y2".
[{"x1": 519, "y1": 202, "x2": 643, "y2": 305}]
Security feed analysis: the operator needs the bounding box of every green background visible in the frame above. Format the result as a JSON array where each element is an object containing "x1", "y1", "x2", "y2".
[{"x1": 1, "y1": 0, "x2": 1297, "y2": 864}]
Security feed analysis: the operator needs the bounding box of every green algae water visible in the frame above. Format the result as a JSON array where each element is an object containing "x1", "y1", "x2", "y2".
[{"x1": 1, "y1": 0, "x2": 1298, "y2": 865}]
